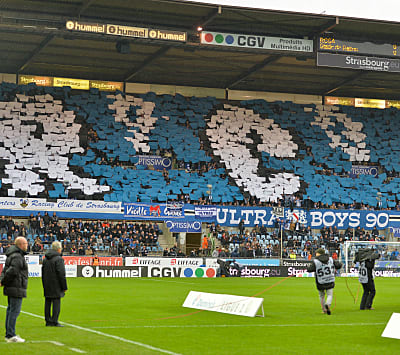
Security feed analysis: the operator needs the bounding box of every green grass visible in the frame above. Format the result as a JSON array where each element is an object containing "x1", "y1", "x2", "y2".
[{"x1": 0, "y1": 277, "x2": 399, "y2": 354}]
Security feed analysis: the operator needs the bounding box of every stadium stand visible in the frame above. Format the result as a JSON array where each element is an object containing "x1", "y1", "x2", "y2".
[{"x1": 0, "y1": 81, "x2": 400, "y2": 212}]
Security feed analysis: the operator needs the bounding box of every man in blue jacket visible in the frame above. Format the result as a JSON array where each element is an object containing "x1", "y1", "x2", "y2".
[
  {"x1": 42, "y1": 241, "x2": 68, "y2": 327},
  {"x1": 0, "y1": 237, "x2": 29, "y2": 343}
]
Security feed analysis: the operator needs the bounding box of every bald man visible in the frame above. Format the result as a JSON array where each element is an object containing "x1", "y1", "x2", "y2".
[{"x1": 0, "y1": 237, "x2": 29, "y2": 343}]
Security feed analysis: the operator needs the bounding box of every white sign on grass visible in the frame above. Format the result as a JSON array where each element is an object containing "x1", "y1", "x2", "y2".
[
  {"x1": 183, "y1": 291, "x2": 264, "y2": 317},
  {"x1": 382, "y1": 313, "x2": 400, "y2": 340}
]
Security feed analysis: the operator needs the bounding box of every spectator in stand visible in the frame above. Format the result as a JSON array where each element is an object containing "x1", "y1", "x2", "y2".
[
  {"x1": 177, "y1": 249, "x2": 185, "y2": 257},
  {"x1": 43, "y1": 212, "x2": 51, "y2": 229},
  {"x1": 371, "y1": 226, "x2": 379, "y2": 240},
  {"x1": 6, "y1": 217, "x2": 14, "y2": 235},
  {"x1": 190, "y1": 249, "x2": 197, "y2": 257},
  {"x1": 32, "y1": 240, "x2": 43, "y2": 254},
  {"x1": 201, "y1": 236, "x2": 209, "y2": 256},
  {"x1": 0, "y1": 215, "x2": 7, "y2": 235}
]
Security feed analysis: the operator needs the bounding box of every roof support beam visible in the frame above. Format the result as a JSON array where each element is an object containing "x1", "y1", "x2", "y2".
[
  {"x1": 196, "y1": 6, "x2": 222, "y2": 30},
  {"x1": 17, "y1": 34, "x2": 55, "y2": 73},
  {"x1": 323, "y1": 71, "x2": 365, "y2": 95},
  {"x1": 76, "y1": 0, "x2": 96, "y2": 18},
  {"x1": 124, "y1": 46, "x2": 170, "y2": 82},
  {"x1": 225, "y1": 54, "x2": 282, "y2": 89},
  {"x1": 308, "y1": 17, "x2": 339, "y2": 38}
]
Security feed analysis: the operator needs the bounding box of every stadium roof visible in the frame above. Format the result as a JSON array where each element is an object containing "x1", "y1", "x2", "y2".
[{"x1": 1, "y1": 0, "x2": 400, "y2": 99}]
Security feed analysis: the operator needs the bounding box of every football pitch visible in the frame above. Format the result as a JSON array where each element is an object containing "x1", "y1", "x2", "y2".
[{"x1": 0, "y1": 277, "x2": 399, "y2": 354}]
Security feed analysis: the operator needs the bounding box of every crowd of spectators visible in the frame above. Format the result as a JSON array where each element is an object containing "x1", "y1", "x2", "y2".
[
  {"x1": 0, "y1": 213, "x2": 161, "y2": 257},
  {"x1": 207, "y1": 221, "x2": 387, "y2": 260},
  {"x1": 0, "y1": 213, "x2": 393, "y2": 261}
]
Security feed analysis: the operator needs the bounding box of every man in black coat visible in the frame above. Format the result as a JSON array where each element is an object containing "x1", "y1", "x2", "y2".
[
  {"x1": 42, "y1": 241, "x2": 68, "y2": 327},
  {"x1": 0, "y1": 237, "x2": 29, "y2": 343}
]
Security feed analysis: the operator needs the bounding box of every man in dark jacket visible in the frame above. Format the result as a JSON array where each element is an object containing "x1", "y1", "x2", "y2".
[
  {"x1": 42, "y1": 241, "x2": 68, "y2": 327},
  {"x1": 354, "y1": 248, "x2": 380, "y2": 310},
  {"x1": 0, "y1": 237, "x2": 29, "y2": 343},
  {"x1": 307, "y1": 248, "x2": 342, "y2": 315}
]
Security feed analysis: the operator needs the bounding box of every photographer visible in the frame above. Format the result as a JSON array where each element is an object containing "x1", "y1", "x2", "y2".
[
  {"x1": 217, "y1": 259, "x2": 242, "y2": 277},
  {"x1": 354, "y1": 248, "x2": 380, "y2": 310}
]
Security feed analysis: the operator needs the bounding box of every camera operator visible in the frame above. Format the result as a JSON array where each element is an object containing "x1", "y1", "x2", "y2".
[{"x1": 354, "y1": 248, "x2": 380, "y2": 310}]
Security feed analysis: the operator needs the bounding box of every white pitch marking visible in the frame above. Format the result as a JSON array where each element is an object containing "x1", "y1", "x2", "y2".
[
  {"x1": 138, "y1": 278, "x2": 197, "y2": 285},
  {"x1": 28, "y1": 341, "x2": 65, "y2": 345},
  {"x1": 91, "y1": 322, "x2": 386, "y2": 329},
  {"x1": 70, "y1": 347, "x2": 87, "y2": 353},
  {"x1": 22, "y1": 340, "x2": 86, "y2": 352},
  {"x1": 0, "y1": 305, "x2": 181, "y2": 355},
  {"x1": 51, "y1": 341, "x2": 65, "y2": 346}
]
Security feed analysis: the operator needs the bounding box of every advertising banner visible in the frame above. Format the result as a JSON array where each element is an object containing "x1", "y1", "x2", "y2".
[
  {"x1": 124, "y1": 202, "x2": 184, "y2": 219},
  {"x1": 78, "y1": 265, "x2": 148, "y2": 278},
  {"x1": 19, "y1": 75, "x2": 53, "y2": 87},
  {"x1": 280, "y1": 259, "x2": 313, "y2": 268},
  {"x1": 201, "y1": 31, "x2": 313, "y2": 52},
  {"x1": 347, "y1": 267, "x2": 400, "y2": 277},
  {"x1": 376, "y1": 261, "x2": 400, "y2": 269},
  {"x1": 389, "y1": 225, "x2": 400, "y2": 237},
  {"x1": 165, "y1": 219, "x2": 202, "y2": 232},
  {"x1": 28, "y1": 264, "x2": 42, "y2": 278},
  {"x1": 349, "y1": 165, "x2": 378, "y2": 177},
  {"x1": 125, "y1": 257, "x2": 205, "y2": 267},
  {"x1": 90, "y1": 80, "x2": 124, "y2": 92},
  {"x1": 228, "y1": 265, "x2": 312, "y2": 277},
  {"x1": 54, "y1": 77, "x2": 90, "y2": 90},
  {"x1": 317, "y1": 52, "x2": 400, "y2": 72},
  {"x1": 66, "y1": 21, "x2": 186, "y2": 42},
  {"x1": 25, "y1": 255, "x2": 40, "y2": 265},
  {"x1": 134, "y1": 155, "x2": 172, "y2": 170},
  {"x1": 183, "y1": 291, "x2": 264, "y2": 317},
  {"x1": 318, "y1": 37, "x2": 400, "y2": 58},
  {"x1": 1, "y1": 255, "x2": 39, "y2": 265},
  {"x1": 147, "y1": 266, "x2": 216, "y2": 278},
  {"x1": 195, "y1": 206, "x2": 217, "y2": 220},
  {"x1": 65, "y1": 265, "x2": 78, "y2": 278},
  {"x1": 230, "y1": 258, "x2": 280, "y2": 266},
  {"x1": 77, "y1": 265, "x2": 216, "y2": 278},
  {"x1": 230, "y1": 265, "x2": 288, "y2": 277},
  {"x1": 63, "y1": 256, "x2": 123, "y2": 266}
]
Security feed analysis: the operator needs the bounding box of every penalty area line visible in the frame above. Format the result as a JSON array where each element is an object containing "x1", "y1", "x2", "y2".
[
  {"x1": 0, "y1": 305, "x2": 181, "y2": 355},
  {"x1": 91, "y1": 322, "x2": 386, "y2": 329}
]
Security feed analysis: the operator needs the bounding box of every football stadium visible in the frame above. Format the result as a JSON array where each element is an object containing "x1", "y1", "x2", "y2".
[{"x1": 0, "y1": 0, "x2": 400, "y2": 353}]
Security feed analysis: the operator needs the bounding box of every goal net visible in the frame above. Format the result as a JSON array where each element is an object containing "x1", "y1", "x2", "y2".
[{"x1": 343, "y1": 240, "x2": 400, "y2": 274}]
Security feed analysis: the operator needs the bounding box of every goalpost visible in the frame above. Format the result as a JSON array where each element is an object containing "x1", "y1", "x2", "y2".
[{"x1": 343, "y1": 240, "x2": 400, "y2": 273}]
